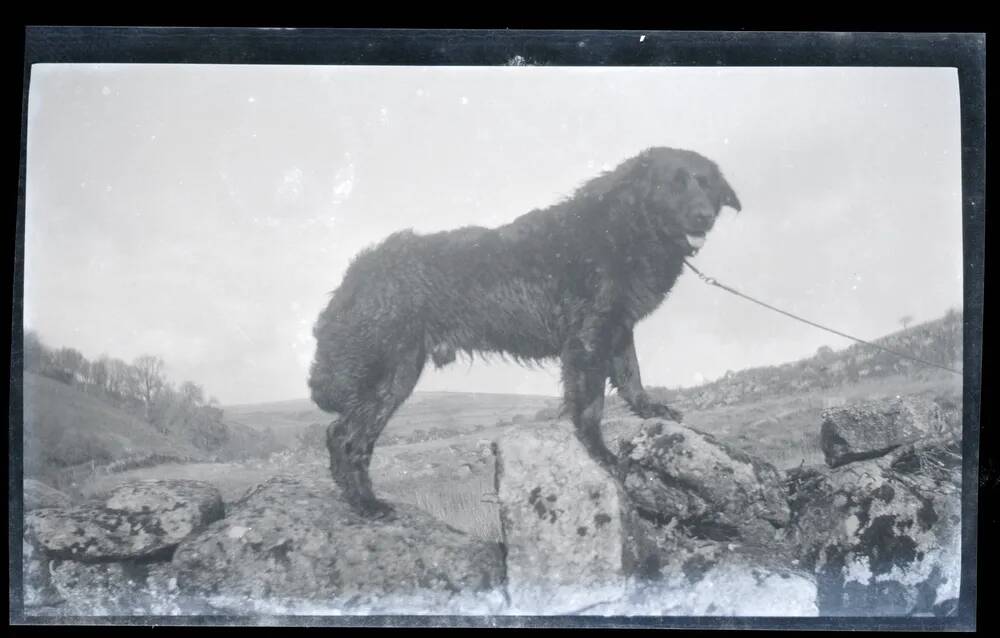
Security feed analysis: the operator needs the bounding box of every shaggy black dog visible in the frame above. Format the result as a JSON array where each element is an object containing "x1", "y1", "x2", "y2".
[{"x1": 310, "y1": 147, "x2": 742, "y2": 516}]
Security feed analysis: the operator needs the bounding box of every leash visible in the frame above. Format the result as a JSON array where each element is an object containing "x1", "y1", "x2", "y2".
[{"x1": 682, "y1": 259, "x2": 963, "y2": 377}]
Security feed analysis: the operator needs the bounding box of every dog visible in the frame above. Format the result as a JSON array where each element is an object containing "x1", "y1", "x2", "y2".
[{"x1": 309, "y1": 147, "x2": 742, "y2": 516}]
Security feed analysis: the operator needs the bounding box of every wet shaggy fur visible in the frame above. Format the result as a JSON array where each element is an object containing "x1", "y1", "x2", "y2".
[{"x1": 310, "y1": 147, "x2": 742, "y2": 516}]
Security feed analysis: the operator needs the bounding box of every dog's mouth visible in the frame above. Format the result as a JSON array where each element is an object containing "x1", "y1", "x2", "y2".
[{"x1": 685, "y1": 232, "x2": 707, "y2": 251}]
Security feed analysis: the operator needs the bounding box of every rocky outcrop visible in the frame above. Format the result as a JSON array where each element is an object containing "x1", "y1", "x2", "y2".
[
  {"x1": 788, "y1": 436, "x2": 962, "y2": 616},
  {"x1": 496, "y1": 421, "x2": 818, "y2": 616},
  {"x1": 25, "y1": 480, "x2": 224, "y2": 561},
  {"x1": 23, "y1": 479, "x2": 72, "y2": 511},
  {"x1": 21, "y1": 389, "x2": 963, "y2": 619},
  {"x1": 172, "y1": 475, "x2": 506, "y2": 615},
  {"x1": 22, "y1": 479, "x2": 223, "y2": 614},
  {"x1": 820, "y1": 397, "x2": 947, "y2": 468},
  {"x1": 620, "y1": 420, "x2": 791, "y2": 547}
]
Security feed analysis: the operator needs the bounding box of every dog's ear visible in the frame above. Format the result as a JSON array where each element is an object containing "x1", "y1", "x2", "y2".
[{"x1": 720, "y1": 178, "x2": 742, "y2": 213}]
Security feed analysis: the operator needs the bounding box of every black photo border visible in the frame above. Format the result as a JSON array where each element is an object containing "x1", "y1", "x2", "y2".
[{"x1": 9, "y1": 28, "x2": 985, "y2": 631}]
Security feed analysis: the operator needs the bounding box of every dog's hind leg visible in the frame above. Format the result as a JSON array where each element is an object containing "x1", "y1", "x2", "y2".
[
  {"x1": 609, "y1": 327, "x2": 684, "y2": 422},
  {"x1": 326, "y1": 345, "x2": 425, "y2": 518}
]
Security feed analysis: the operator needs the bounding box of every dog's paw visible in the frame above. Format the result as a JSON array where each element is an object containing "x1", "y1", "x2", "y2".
[{"x1": 358, "y1": 499, "x2": 397, "y2": 521}]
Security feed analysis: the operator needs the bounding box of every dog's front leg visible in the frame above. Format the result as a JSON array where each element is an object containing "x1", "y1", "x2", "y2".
[
  {"x1": 561, "y1": 329, "x2": 619, "y2": 472},
  {"x1": 609, "y1": 326, "x2": 684, "y2": 422}
]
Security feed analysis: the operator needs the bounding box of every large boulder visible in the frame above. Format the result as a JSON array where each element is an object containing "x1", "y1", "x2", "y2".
[
  {"x1": 24, "y1": 479, "x2": 71, "y2": 511},
  {"x1": 171, "y1": 475, "x2": 506, "y2": 615},
  {"x1": 497, "y1": 421, "x2": 818, "y2": 616},
  {"x1": 788, "y1": 437, "x2": 962, "y2": 616},
  {"x1": 24, "y1": 480, "x2": 224, "y2": 562},
  {"x1": 820, "y1": 397, "x2": 947, "y2": 468},
  {"x1": 497, "y1": 422, "x2": 652, "y2": 614},
  {"x1": 620, "y1": 420, "x2": 791, "y2": 546}
]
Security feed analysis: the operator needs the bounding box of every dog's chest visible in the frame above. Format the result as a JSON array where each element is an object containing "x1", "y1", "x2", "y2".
[{"x1": 619, "y1": 260, "x2": 680, "y2": 321}]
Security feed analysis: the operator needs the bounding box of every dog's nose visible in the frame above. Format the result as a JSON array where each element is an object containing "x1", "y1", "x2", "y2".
[{"x1": 694, "y1": 207, "x2": 714, "y2": 224}]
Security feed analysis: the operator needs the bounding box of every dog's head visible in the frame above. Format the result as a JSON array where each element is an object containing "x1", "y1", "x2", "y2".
[{"x1": 629, "y1": 147, "x2": 742, "y2": 255}]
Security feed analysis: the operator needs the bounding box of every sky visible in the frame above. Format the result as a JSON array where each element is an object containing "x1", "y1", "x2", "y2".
[{"x1": 24, "y1": 64, "x2": 963, "y2": 405}]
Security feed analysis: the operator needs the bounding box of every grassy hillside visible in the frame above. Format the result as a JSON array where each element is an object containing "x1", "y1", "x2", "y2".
[
  {"x1": 22, "y1": 373, "x2": 207, "y2": 488},
  {"x1": 649, "y1": 310, "x2": 963, "y2": 412},
  {"x1": 224, "y1": 391, "x2": 558, "y2": 449}
]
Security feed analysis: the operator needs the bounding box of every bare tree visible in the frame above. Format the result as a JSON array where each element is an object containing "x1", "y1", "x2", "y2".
[
  {"x1": 180, "y1": 381, "x2": 205, "y2": 406},
  {"x1": 133, "y1": 355, "x2": 166, "y2": 419},
  {"x1": 106, "y1": 358, "x2": 132, "y2": 400},
  {"x1": 899, "y1": 315, "x2": 914, "y2": 330},
  {"x1": 52, "y1": 347, "x2": 86, "y2": 384},
  {"x1": 90, "y1": 357, "x2": 110, "y2": 393}
]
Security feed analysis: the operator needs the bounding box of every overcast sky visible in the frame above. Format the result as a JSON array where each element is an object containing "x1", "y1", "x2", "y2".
[{"x1": 24, "y1": 64, "x2": 962, "y2": 405}]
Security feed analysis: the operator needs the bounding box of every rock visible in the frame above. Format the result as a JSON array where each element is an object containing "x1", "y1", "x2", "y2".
[
  {"x1": 604, "y1": 535, "x2": 818, "y2": 616},
  {"x1": 497, "y1": 422, "x2": 653, "y2": 614},
  {"x1": 497, "y1": 421, "x2": 817, "y2": 616},
  {"x1": 24, "y1": 479, "x2": 72, "y2": 511},
  {"x1": 820, "y1": 396, "x2": 946, "y2": 468},
  {"x1": 25, "y1": 479, "x2": 224, "y2": 562},
  {"x1": 788, "y1": 436, "x2": 962, "y2": 615},
  {"x1": 172, "y1": 475, "x2": 505, "y2": 614},
  {"x1": 23, "y1": 538, "x2": 62, "y2": 608},
  {"x1": 33, "y1": 560, "x2": 188, "y2": 616},
  {"x1": 620, "y1": 420, "x2": 791, "y2": 546}
]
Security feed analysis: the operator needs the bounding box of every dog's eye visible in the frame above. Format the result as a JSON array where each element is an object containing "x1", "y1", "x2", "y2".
[{"x1": 695, "y1": 175, "x2": 711, "y2": 190}]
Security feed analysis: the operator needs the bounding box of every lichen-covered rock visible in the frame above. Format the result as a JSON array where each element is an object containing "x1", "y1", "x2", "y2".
[
  {"x1": 497, "y1": 422, "x2": 817, "y2": 616},
  {"x1": 23, "y1": 538, "x2": 62, "y2": 608},
  {"x1": 171, "y1": 475, "x2": 505, "y2": 615},
  {"x1": 612, "y1": 539, "x2": 817, "y2": 616},
  {"x1": 620, "y1": 420, "x2": 791, "y2": 546},
  {"x1": 788, "y1": 437, "x2": 962, "y2": 616},
  {"x1": 497, "y1": 422, "x2": 654, "y2": 614},
  {"x1": 28, "y1": 560, "x2": 188, "y2": 616},
  {"x1": 820, "y1": 396, "x2": 947, "y2": 468},
  {"x1": 24, "y1": 479, "x2": 72, "y2": 511},
  {"x1": 24, "y1": 479, "x2": 224, "y2": 561}
]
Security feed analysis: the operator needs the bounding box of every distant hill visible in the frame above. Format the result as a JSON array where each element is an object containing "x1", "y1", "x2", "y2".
[
  {"x1": 224, "y1": 391, "x2": 558, "y2": 449},
  {"x1": 645, "y1": 309, "x2": 963, "y2": 412},
  {"x1": 23, "y1": 373, "x2": 206, "y2": 484},
  {"x1": 22, "y1": 373, "x2": 282, "y2": 490}
]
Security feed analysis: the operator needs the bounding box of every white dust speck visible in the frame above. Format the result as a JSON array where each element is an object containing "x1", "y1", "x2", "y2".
[
  {"x1": 331, "y1": 162, "x2": 356, "y2": 205},
  {"x1": 101, "y1": 86, "x2": 111, "y2": 96},
  {"x1": 276, "y1": 166, "x2": 304, "y2": 205},
  {"x1": 227, "y1": 526, "x2": 249, "y2": 540},
  {"x1": 693, "y1": 372, "x2": 706, "y2": 384},
  {"x1": 639, "y1": 35, "x2": 646, "y2": 42},
  {"x1": 248, "y1": 96, "x2": 256, "y2": 103},
  {"x1": 460, "y1": 96, "x2": 469, "y2": 105},
  {"x1": 105, "y1": 185, "x2": 113, "y2": 193},
  {"x1": 416, "y1": 88, "x2": 425, "y2": 97},
  {"x1": 508, "y1": 55, "x2": 526, "y2": 66},
  {"x1": 150, "y1": 135, "x2": 157, "y2": 141},
  {"x1": 723, "y1": 137, "x2": 730, "y2": 145}
]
